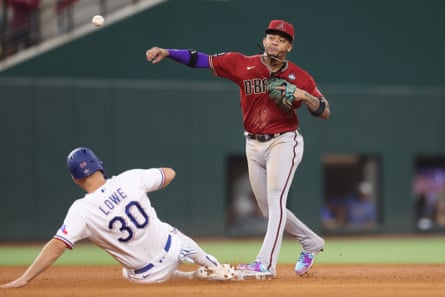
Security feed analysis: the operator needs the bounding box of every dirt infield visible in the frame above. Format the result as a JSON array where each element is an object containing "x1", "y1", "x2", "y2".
[{"x1": 1, "y1": 264, "x2": 444, "y2": 297}]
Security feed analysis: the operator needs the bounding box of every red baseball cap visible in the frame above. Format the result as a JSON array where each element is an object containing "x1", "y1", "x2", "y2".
[{"x1": 265, "y1": 20, "x2": 294, "y2": 42}]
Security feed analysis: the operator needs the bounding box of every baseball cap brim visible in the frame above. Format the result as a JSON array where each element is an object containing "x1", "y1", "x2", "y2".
[{"x1": 265, "y1": 29, "x2": 293, "y2": 42}]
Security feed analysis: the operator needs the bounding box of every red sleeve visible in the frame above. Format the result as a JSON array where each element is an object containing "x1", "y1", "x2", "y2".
[
  {"x1": 286, "y1": 63, "x2": 324, "y2": 98},
  {"x1": 209, "y1": 52, "x2": 246, "y2": 83},
  {"x1": 304, "y1": 75, "x2": 324, "y2": 98}
]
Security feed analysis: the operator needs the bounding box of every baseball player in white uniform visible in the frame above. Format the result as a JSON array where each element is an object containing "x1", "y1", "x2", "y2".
[{"x1": 0, "y1": 147, "x2": 235, "y2": 288}]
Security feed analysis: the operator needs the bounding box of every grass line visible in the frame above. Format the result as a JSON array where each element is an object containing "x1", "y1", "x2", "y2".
[{"x1": 1, "y1": 237, "x2": 444, "y2": 266}]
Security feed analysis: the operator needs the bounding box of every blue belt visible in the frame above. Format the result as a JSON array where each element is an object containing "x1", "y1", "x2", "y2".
[{"x1": 134, "y1": 234, "x2": 172, "y2": 274}]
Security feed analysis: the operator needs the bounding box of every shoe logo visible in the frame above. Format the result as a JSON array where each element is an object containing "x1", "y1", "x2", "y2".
[
  {"x1": 142, "y1": 274, "x2": 150, "y2": 279},
  {"x1": 247, "y1": 66, "x2": 256, "y2": 70}
]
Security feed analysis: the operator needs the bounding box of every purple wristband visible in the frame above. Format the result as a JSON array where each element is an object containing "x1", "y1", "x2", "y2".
[{"x1": 167, "y1": 49, "x2": 209, "y2": 68}]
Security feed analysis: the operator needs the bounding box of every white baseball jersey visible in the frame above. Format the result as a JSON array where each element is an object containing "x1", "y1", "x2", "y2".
[{"x1": 54, "y1": 168, "x2": 173, "y2": 270}]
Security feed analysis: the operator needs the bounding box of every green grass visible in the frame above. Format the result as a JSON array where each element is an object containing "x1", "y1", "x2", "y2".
[
  {"x1": 201, "y1": 236, "x2": 445, "y2": 264},
  {"x1": 1, "y1": 236, "x2": 444, "y2": 266}
]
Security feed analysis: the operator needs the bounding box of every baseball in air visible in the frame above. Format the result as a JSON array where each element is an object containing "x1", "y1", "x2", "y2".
[{"x1": 92, "y1": 15, "x2": 104, "y2": 27}]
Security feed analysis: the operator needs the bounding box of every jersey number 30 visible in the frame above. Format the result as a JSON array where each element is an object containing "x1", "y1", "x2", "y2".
[{"x1": 108, "y1": 201, "x2": 148, "y2": 242}]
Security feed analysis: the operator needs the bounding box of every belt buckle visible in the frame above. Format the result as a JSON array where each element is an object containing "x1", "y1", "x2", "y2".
[
  {"x1": 258, "y1": 134, "x2": 274, "y2": 142},
  {"x1": 256, "y1": 134, "x2": 267, "y2": 142}
]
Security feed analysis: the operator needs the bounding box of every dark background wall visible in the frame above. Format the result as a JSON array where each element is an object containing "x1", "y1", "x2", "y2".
[
  {"x1": 2, "y1": 0, "x2": 445, "y2": 85},
  {"x1": 1, "y1": 0, "x2": 444, "y2": 240}
]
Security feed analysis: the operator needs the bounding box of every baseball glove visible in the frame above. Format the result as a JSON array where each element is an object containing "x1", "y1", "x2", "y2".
[{"x1": 267, "y1": 78, "x2": 297, "y2": 113}]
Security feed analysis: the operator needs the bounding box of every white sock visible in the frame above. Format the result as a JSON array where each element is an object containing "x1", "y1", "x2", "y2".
[{"x1": 173, "y1": 270, "x2": 196, "y2": 280}]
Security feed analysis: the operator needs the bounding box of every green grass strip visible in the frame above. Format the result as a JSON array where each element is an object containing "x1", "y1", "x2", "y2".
[
  {"x1": 200, "y1": 236, "x2": 445, "y2": 264},
  {"x1": 0, "y1": 237, "x2": 444, "y2": 266}
]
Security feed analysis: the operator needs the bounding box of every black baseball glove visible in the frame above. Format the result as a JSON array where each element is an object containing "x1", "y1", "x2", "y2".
[{"x1": 267, "y1": 78, "x2": 297, "y2": 113}]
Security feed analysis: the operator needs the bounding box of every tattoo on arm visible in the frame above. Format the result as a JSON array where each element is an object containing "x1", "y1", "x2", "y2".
[
  {"x1": 304, "y1": 92, "x2": 328, "y2": 117},
  {"x1": 303, "y1": 92, "x2": 321, "y2": 111}
]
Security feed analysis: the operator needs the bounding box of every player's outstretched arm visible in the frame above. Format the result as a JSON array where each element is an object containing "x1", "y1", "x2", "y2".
[
  {"x1": 0, "y1": 238, "x2": 67, "y2": 288},
  {"x1": 146, "y1": 47, "x2": 210, "y2": 68}
]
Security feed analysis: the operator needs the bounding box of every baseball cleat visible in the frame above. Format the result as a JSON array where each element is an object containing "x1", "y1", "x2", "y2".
[
  {"x1": 195, "y1": 264, "x2": 237, "y2": 281},
  {"x1": 294, "y1": 251, "x2": 316, "y2": 276},
  {"x1": 236, "y1": 261, "x2": 273, "y2": 279}
]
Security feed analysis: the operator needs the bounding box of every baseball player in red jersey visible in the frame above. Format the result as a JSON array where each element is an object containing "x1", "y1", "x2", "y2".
[{"x1": 146, "y1": 19, "x2": 330, "y2": 278}]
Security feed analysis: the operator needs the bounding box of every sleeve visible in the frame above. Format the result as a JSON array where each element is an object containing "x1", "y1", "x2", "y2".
[
  {"x1": 54, "y1": 202, "x2": 89, "y2": 249},
  {"x1": 303, "y1": 74, "x2": 324, "y2": 98},
  {"x1": 136, "y1": 168, "x2": 165, "y2": 193},
  {"x1": 209, "y1": 52, "x2": 243, "y2": 81},
  {"x1": 289, "y1": 63, "x2": 325, "y2": 98},
  {"x1": 309, "y1": 82, "x2": 324, "y2": 98}
]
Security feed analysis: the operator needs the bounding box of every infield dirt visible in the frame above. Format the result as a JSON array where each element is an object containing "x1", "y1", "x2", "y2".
[{"x1": 1, "y1": 264, "x2": 444, "y2": 297}]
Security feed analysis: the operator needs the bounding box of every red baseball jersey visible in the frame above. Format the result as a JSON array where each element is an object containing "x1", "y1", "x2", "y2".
[{"x1": 209, "y1": 52, "x2": 324, "y2": 134}]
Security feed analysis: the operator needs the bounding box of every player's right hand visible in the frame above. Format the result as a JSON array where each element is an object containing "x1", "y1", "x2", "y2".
[{"x1": 146, "y1": 47, "x2": 168, "y2": 64}]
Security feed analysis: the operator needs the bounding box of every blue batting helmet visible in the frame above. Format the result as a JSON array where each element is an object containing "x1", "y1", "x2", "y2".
[{"x1": 67, "y1": 147, "x2": 106, "y2": 179}]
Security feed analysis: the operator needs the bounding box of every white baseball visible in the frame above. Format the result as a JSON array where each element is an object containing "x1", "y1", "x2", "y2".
[{"x1": 92, "y1": 15, "x2": 104, "y2": 27}]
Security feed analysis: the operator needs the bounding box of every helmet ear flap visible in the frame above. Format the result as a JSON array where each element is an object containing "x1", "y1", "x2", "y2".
[{"x1": 67, "y1": 147, "x2": 106, "y2": 179}]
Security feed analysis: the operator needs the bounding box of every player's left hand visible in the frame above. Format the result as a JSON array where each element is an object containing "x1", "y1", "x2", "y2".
[
  {"x1": 0, "y1": 278, "x2": 28, "y2": 289},
  {"x1": 267, "y1": 78, "x2": 298, "y2": 112}
]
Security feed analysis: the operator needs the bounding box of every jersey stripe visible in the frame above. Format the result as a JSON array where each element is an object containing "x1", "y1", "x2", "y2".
[{"x1": 158, "y1": 168, "x2": 166, "y2": 189}]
